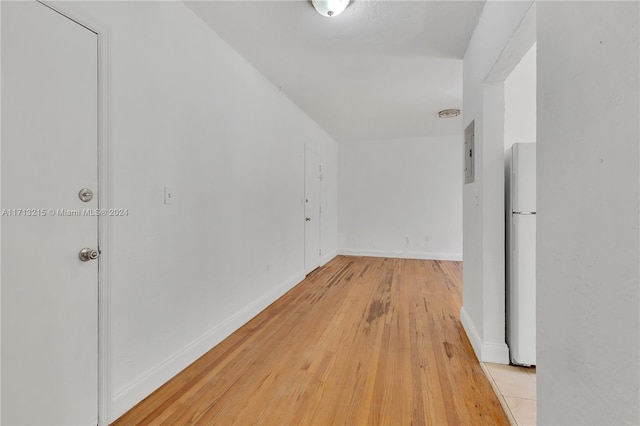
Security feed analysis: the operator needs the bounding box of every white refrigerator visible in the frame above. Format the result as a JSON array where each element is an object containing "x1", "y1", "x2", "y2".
[{"x1": 506, "y1": 142, "x2": 536, "y2": 366}]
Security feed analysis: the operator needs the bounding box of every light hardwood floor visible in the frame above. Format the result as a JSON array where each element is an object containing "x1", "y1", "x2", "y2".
[{"x1": 113, "y1": 256, "x2": 509, "y2": 425}]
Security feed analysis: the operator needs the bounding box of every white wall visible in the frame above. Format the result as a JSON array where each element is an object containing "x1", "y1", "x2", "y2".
[
  {"x1": 0, "y1": 3, "x2": 3, "y2": 421},
  {"x1": 461, "y1": 1, "x2": 534, "y2": 363},
  {"x1": 339, "y1": 136, "x2": 462, "y2": 261},
  {"x1": 537, "y1": 2, "x2": 639, "y2": 424},
  {"x1": 504, "y1": 44, "x2": 536, "y2": 151},
  {"x1": 48, "y1": 1, "x2": 338, "y2": 422}
]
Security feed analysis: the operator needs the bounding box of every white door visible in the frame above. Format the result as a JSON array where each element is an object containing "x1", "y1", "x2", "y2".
[
  {"x1": 304, "y1": 147, "x2": 321, "y2": 274},
  {"x1": 2, "y1": 1, "x2": 99, "y2": 424}
]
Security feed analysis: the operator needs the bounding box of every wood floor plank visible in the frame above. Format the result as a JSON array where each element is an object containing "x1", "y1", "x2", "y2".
[{"x1": 112, "y1": 256, "x2": 509, "y2": 426}]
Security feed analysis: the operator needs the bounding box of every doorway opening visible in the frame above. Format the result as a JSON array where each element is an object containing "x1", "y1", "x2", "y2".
[{"x1": 478, "y1": 3, "x2": 538, "y2": 422}]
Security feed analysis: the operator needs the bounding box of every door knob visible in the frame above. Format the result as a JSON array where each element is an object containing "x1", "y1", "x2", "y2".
[
  {"x1": 305, "y1": 217, "x2": 311, "y2": 222},
  {"x1": 78, "y1": 188, "x2": 93, "y2": 202},
  {"x1": 79, "y1": 247, "x2": 99, "y2": 262}
]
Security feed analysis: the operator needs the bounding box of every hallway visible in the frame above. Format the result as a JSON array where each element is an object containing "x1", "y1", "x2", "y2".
[{"x1": 114, "y1": 256, "x2": 508, "y2": 425}]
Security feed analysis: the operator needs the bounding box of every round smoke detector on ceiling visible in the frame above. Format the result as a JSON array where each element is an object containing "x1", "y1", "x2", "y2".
[
  {"x1": 311, "y1": 0, "x2": 349, "y2": 17},
  {"x1": 438, "y1": 109, "x2": 461, "y2": 118}
]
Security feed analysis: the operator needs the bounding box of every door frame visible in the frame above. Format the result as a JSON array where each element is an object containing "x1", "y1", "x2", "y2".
[
  {"x1": 460, "y1": 3, "x2": 536, "y2": 364},
  {"x1": 35, "y1": 2, "x2": 112, "y2": 424},
  {"x1": 304, "y1": 145, "x2": 322, "y2": 274}
]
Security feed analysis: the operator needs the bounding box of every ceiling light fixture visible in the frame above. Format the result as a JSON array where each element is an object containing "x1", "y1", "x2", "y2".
[
  {"x1": 438, "y1": 109, "x2": 461, "y2": 118},
  {"x1": 312, "y1": 0, "x2": 349, "y2": 17}
]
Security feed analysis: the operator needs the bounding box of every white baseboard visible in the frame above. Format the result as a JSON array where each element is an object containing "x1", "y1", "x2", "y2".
[
  {"x1": 339, "y1": 249, "x2": 462, "y2": 261},
  {"x1": 460, "y1": 306, "x2": 483, "y2": 359},
  {"x1": 321, "y1": 249, "x2": 338, "y2": 265},
  {"x1": 460, "y1": 306, "x2": 510, "y2": 364},
  {"x1": 110, "y1": 270, "x2": 305, "y2": 422}
]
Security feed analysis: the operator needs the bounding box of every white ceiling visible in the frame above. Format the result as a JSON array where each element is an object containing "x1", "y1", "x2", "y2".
[{"x1": 186, "y1": 1, "x2": 485, "y2": 142}]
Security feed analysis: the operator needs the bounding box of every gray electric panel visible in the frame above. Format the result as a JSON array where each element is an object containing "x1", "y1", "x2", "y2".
[{"x1": 464, "y1": 120, "x2": 475, "y2": 184}]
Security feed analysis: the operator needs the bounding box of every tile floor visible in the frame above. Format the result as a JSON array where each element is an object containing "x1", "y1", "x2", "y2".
[{"x1": 483, "y1": 362, "x2": 537, "y2": 425}]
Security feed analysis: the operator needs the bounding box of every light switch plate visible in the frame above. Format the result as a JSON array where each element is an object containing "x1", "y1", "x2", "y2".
[{"x1": 164, "y1": 186, "x2": 175, "y2": 205}]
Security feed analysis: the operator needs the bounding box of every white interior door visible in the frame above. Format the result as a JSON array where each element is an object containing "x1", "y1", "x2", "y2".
[
  {"x1": 304, "y1": 147, "x2": 321, "y2": 274},
  {"x1": 2, "y1": 1, "x2": 99, "y2": 424}
]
